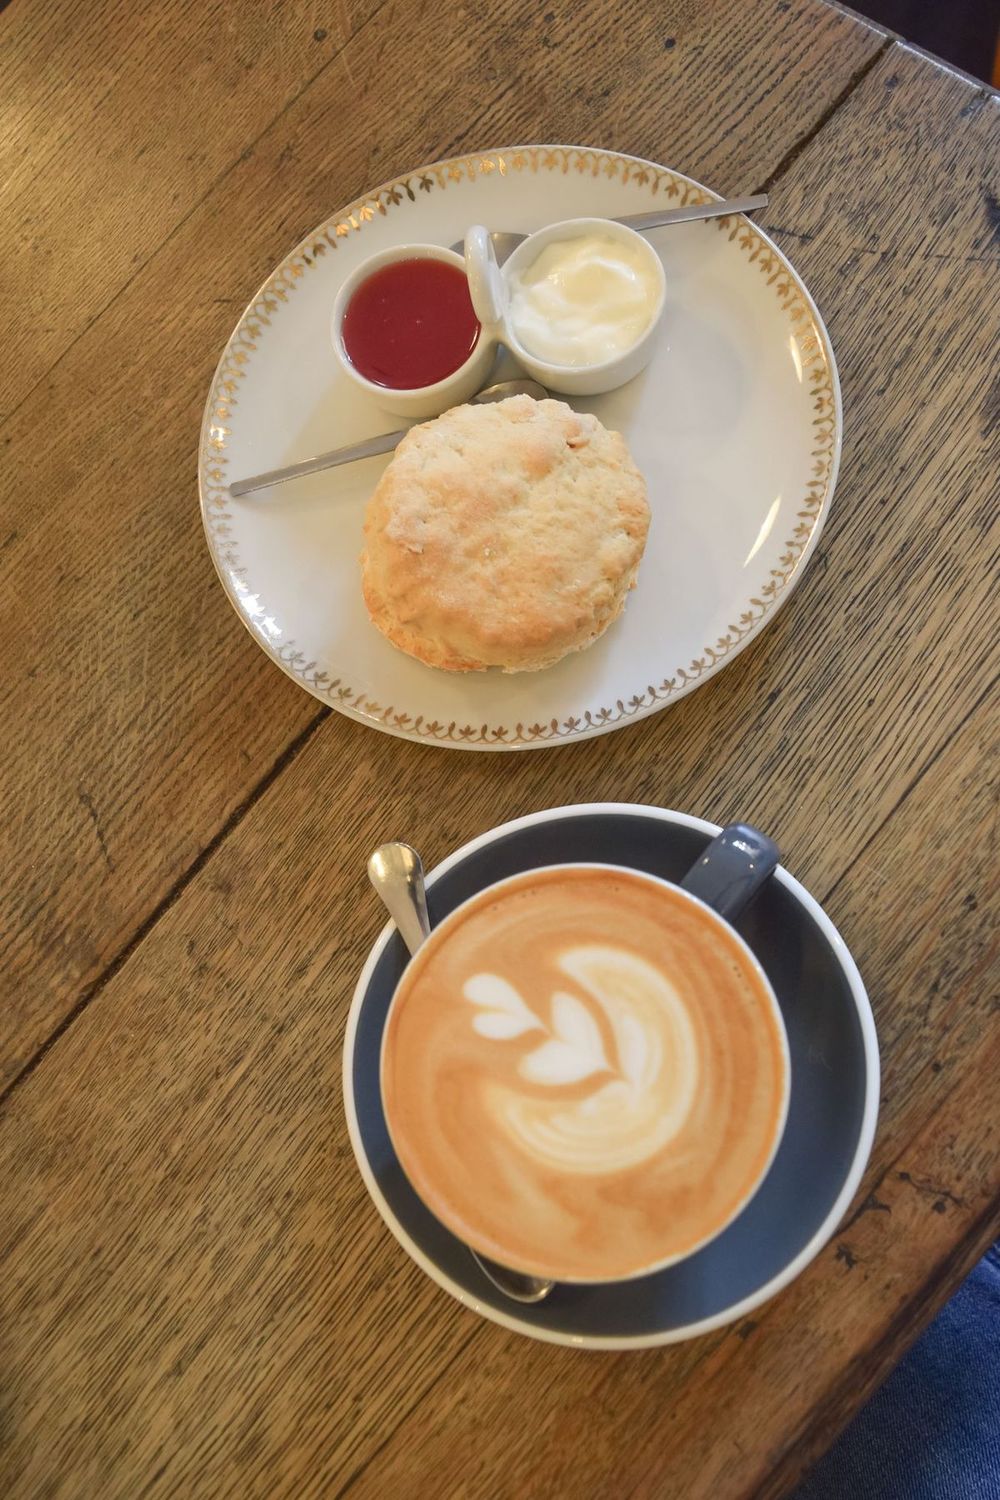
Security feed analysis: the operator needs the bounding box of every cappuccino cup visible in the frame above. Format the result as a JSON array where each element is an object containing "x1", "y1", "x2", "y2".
[{"x1": 380, "y1": 827, "x2": 789, "y2": 1285}]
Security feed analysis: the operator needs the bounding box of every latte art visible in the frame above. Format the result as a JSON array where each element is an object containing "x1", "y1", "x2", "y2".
[
  {"x1": 465, "y1": 947, "x2": 699, "y2": 1176},
  {"x1": 381, "y1": 867, "x2": 789, "y2": 1282}
]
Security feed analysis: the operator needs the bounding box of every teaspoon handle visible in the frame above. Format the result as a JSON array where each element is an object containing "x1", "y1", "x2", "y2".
[
  {"x1": 622, "y1": 193, "x2": 768, "y2": 234},
  {"x1": 366, "y1": 840, "x2": 554, "y2": 1306},
  {"x1": 367, "y1": 843, "x2": 431, "y2": 958},
  {"x1": 228, "y1": 429, "x2": 404, "y2": 497}
]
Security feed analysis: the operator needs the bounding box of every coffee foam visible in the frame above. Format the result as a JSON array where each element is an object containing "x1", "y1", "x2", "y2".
[
  {"x1": 381, "y1": 867, "x2": 788, "y2": 1282},
  {"x1": 469, "y1": 947, "x2": 698, "y2": 1176}
]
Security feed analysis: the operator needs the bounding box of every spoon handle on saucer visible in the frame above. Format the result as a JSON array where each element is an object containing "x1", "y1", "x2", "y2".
[
  {"x1": 367, "y1": 843, "x2": 431, "y2": 958},
  {"x1": 366, "y1": 841, "x2": 556, "y2": 1306}
]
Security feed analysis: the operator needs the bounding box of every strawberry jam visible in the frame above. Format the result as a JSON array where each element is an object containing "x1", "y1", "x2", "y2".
[{"x1": 341, "y1": 258, "x2": 481, "y2": 389}]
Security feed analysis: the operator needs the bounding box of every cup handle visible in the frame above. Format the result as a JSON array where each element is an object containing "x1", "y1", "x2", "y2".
[
  {"x1": 679, "y1": 823, "x2": 780, "y2": 924},
  {"x1": 464, "y1": 225, "x2": 507, "y2": 329}
]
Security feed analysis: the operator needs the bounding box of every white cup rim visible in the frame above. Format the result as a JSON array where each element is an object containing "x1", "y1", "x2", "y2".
[
  {"x1": 499, "y1": 216, "x2": 666, "y2": 376},
  {"x1": 378, "y1": 860, "x2": 791, "y2": 1285},
  {"x1": 343, "y1": 804, "x2": 880, "y2": 1349},
  {"x1": 330, "y1": 242, "x2": 493, "y2": 401}
]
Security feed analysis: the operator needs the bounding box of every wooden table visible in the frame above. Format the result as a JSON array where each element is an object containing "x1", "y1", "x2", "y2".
[{"x1": 2, "y1": 0, "x2": 998, "y2": 1494}]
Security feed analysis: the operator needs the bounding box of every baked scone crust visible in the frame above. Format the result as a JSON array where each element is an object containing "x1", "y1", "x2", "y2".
[{"x1": 361, "y1": 395, "x2": 650, "y2": 672}]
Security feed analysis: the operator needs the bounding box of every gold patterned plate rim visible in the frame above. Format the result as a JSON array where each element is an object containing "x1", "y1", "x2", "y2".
[{"x1": 199, "y1": 143, "x2": 842, "y2": 750}]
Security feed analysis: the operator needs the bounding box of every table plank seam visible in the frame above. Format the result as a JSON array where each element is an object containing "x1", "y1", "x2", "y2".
[
  {"x1": 757, "y1": 34, "x2": 894, "y2": 194},
  {"x1": 336, "y1": 1061, "x2": 999, "y2": 1500},
  {"x1": 0, "y1": 0, "x2": 883, "y2": 447},
  {"x1": 348, "y1": 1189, "x2": 997, "y2": 1498},
  {"x1": 3, "y1": 639, "x2": 991, "y2": 1158},
  {"x1": 0, "y1": 22, "x2": 908, "y2": 1087},
  {"x1": 335, "y1": 684, "x2": 999, "y2": 1498},
  {"x1": 0, "y1": 706, "x2": 328, "y2": 1112},
  {"x1": 617, "y1": 1035, "x2": 1000, "y2": 1498},
  {"x1": 0, "y1": 0, "x2": 391, "y2": 441},
  {"x1": 758, "y1": 1183, "x2": 1000, "y2": 1499},
  {"x1": 2, "y1": 6, "x2": 996, "y2": 1494}
]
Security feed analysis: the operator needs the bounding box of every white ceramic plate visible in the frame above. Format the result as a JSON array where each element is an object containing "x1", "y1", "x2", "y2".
[{"x1": 200, "y1": 145, "x2": 841, "y2": 750}]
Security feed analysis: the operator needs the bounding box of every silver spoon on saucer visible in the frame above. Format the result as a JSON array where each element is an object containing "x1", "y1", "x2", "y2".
[
  {"x1": 367, "y1": 841, "x2": 555, "y2": 1306},
  {"x1": 228, "y1": 378, "x2": 547, "y2": 498}
]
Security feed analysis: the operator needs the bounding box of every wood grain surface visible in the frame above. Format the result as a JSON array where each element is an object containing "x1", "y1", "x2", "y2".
[
  {"x1": 1, "y1": 1, "x2": 998, "y2": 1497},
  {"x1": 0, "y1": 0, "x2": 382, "y2": 414},
  {"x1": 0, "y1": 0, "x2": 887, "y2": 1090}
]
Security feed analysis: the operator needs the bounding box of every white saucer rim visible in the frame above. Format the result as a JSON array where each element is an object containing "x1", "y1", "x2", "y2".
[{"x1": 341, "y1": 803, "x2": 879, "y2": 1349}]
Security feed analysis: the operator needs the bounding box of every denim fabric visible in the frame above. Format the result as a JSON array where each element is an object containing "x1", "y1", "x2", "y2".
[{"x1": 794, "y1": 1243, "x2": 1000, "y2": 1500}]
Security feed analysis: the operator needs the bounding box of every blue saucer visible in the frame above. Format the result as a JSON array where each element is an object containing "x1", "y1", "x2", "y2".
[{"x1": 343, "y1": 805, "x2": 879, "y2": 1348}]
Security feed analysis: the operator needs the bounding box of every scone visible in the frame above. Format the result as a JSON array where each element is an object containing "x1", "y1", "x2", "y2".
[{"x1": 360, "y1": 395, "x2": 650, "y2": 672}]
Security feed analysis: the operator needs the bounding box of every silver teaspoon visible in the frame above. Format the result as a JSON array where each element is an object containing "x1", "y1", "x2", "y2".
[
  {"x1": 367, "y1": 841, "x2": 555, "y2": 1306},
  {"x1": 228, "y1": 378, "x2": 547, "y2": 498},
  {"x1": 447, "y1": 191, "x2": 768, "y2": 266}
]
